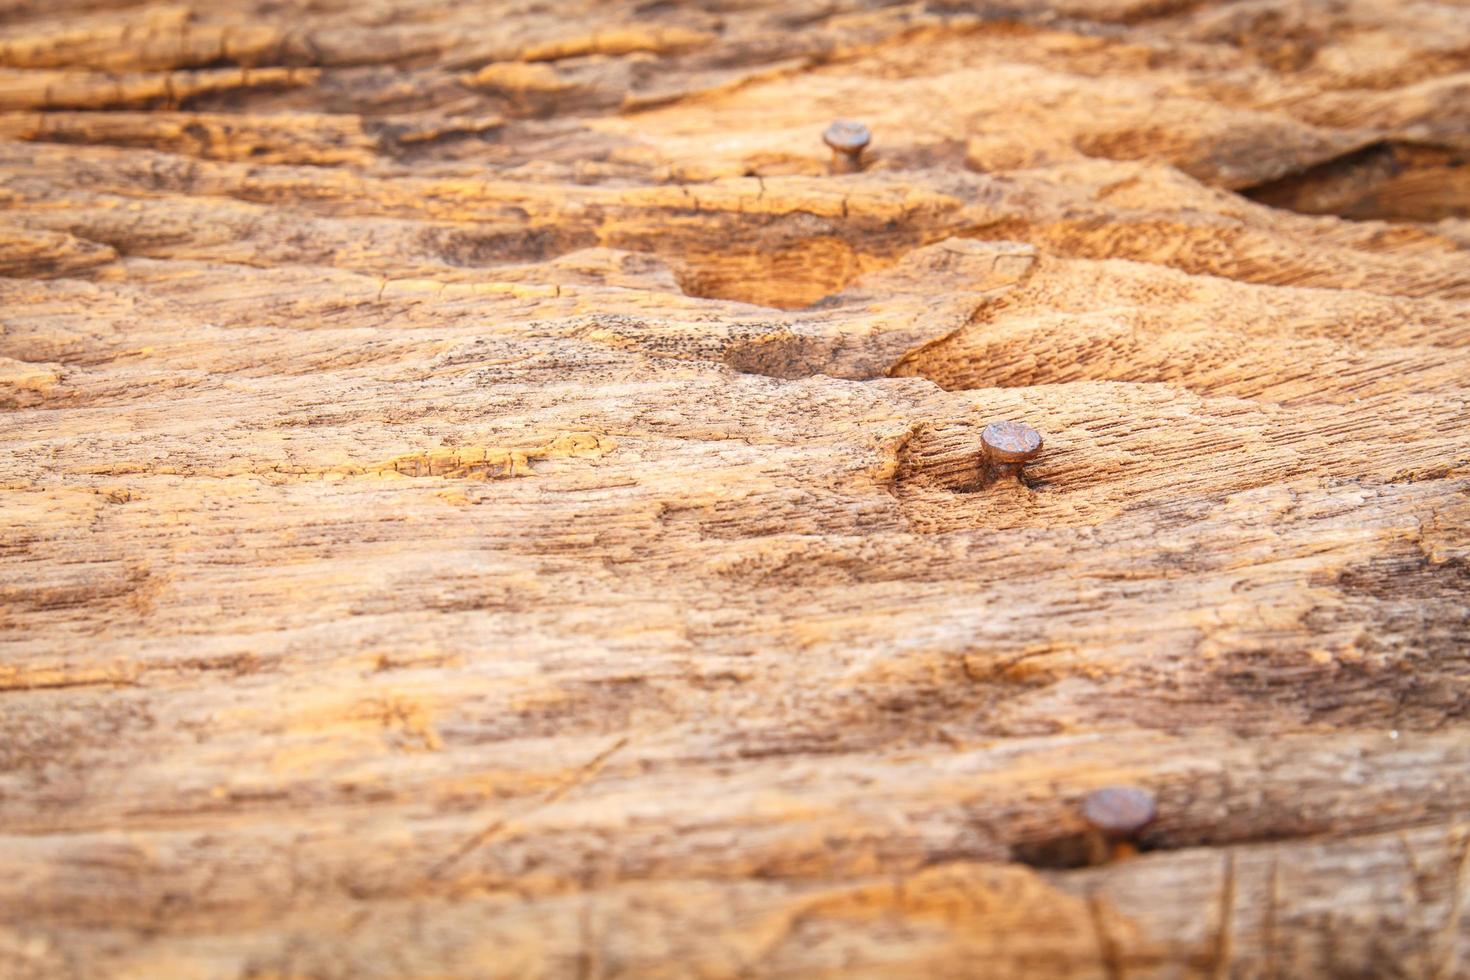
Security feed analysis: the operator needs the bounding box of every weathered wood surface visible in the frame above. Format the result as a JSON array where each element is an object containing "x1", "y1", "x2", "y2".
[{"x1": 2, "y1": 0, "x2": 1469, "y2": 977}]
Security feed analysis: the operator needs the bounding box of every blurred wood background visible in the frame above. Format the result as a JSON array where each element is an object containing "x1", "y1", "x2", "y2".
[{"x1": 2, "y1": 0, "x2": 1468, "y2": 976}]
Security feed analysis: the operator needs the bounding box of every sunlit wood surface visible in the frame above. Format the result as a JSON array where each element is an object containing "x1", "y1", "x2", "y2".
[{"x1": 2, "y1": 1, "x2": 1469, "y2": 976}]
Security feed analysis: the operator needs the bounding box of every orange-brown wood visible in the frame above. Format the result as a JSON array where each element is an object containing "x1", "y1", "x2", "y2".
[{"x1": 2, "y1": 1, "x2": 1468, "y2": 976}]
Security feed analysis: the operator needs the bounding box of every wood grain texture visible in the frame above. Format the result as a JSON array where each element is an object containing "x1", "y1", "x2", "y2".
[{"x1": 2, "y1": 1, "x2": 1468, "y2": 977}]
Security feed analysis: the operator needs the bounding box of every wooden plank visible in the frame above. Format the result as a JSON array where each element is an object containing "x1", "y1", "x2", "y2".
[{"x1": 1, "y1": 1, "x2": 1468, "y2": 976}]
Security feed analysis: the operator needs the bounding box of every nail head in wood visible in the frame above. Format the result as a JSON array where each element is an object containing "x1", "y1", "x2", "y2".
[
  {"x1": 823, "y1": 120, "x2": 871, "y2": 173},
  {"x1": 1080, "y1": 785, "x2": 1157, "y2": 838},
  {"x1": 981, "y1": 420, "x2": 1043, "y2": 466}
]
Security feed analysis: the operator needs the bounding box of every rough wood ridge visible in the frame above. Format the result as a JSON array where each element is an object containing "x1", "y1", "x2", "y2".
[{"x1": 1, "y1": 0, "x2": 1468, "y2": 976}]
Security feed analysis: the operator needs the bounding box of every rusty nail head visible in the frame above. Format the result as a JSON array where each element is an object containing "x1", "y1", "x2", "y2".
[
  {"x1": 1080, "y1": 786, "x2": 1157, "y2": 839},
  {"x1": 981, "y1": 420, "x2": 1043, "y2": 469},
  {"x1": 823, "y1": 120, "x2": 871, "y2": 173}
]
